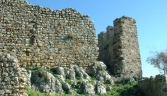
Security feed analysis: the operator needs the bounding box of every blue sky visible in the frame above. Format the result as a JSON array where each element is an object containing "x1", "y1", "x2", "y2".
[{"x1": 27, "y1": 0, "x2": 167, "y2": 77}]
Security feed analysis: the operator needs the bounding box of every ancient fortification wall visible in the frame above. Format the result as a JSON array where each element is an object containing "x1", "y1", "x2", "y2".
[
  {"x1": 0, "y1": 0, "x2": 144, "y2": 95},
  {"x1": 98, "y1": 26, "x2": 114, "y2": 70},
  {"x1": 0, "y1": 53, "x2": 28, "y2": 96},
  {"x1": 98, "y1": 16, "x2": 142, "y2": 78},
  {"x1": 138, "y1": 75, "x2": 167, "y2": 96},
  {"x1": 0, "y1": 0, "x2": 98, "y2": 68}
]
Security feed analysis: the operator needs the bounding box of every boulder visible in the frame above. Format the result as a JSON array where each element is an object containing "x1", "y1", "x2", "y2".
[
  {"x1": 96, "y1": 81, "x2": 106, "y2": 95},
  {"x1": 56, "y1": 75, "x2": 65, "y2": 82},
  {"x1": 85, "y1": 61, "x2": 107, "y2": 75},
  {"x1": 80, "y1": 81, "x2": 95, "y2": 95},
  {"x1": 96, "y1": 61, "x2": 107, "y2": 71},
  {"x1": 74, "y1": 65, "x2": 83, "y2": 79},
  {"x1": 96, "y1": 70, "x2": 113, "y2": 84},
  {"x1": 106, "y1": 79, "x2": 114, "y2": 85},
  {"x1": 65, "y1": 67, "x2": 76, "y2": 80},
  {"x1": 62, "y1": 82, "x2": 71, "y2": 93},
  {"x1": 31, "y1": 70, "x2": 63, "y2": 94},
  {"x1": 73, "y1": 65, "x2": 90, "y2": 80},
  {"x1": 56, "y1": 67, "x2": 65, "y2": 76}
]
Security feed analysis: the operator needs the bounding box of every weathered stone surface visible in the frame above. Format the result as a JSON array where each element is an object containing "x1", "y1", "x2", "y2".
[
  {"x1": 95, "y1": 81, "x2": 106, "y2": 95},
  {"x1": 64, "y1": 67, "x2": 76, "y2": 80},
  {"x1": 61, "y1": 65, "x2": 91, "y2": 81},
  {"x1": 96, "y1": 70, "x2": 112, "y2": 83},
  {"x1": 56, "y1": 67, "x2": 65, "y2": 76},
  {"x1": 62, "y1": 82, "x2": 71, "y2": 93},
  {"x1": 96, "y1": 61, "x2": 107, "y2": 70},
  {"x1": 80, "y1": 81, "x2": 95, "y2": 95},
  {"x1": 0, "y1": 0, "x2": 98, "y2": 69},
  {"x1": 0, "y1": 53, "x2": 27, "y2": 96},
  {"x1": 0, "y1": 90, "x2": 5, "y2": 95},
  {"x1": 85, "y1": 61, "x2": 106, "y2": 75},
  {"x1": 57, "y1": 75, "x2": 65, "y2": 82},
  {"x1": 45, "y1": 64, "x2": 114, "y2": 95},
  {"x1": 73, "y1": 65, "x2": 90, "y2": 80},
  {"x1": 31, "y1": 70, "x2": 63, "y2": 94},
  {"x1": 85, "y1": 61, "x2": 114, "y2": 84},
  {"x1": 98, "y1": 16, "x2": 142, "y2": 79}
]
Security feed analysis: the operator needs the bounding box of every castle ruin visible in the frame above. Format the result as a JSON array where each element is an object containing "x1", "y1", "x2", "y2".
[
  {"x1": 98, "y1": 16, "x2": 142, "y2": 78},
  {"x1": 0, "y1": 0, "x2": 143, "y2": 95},
  {"x1": 0, "y1": 0, "x2": 98, "y2": 68}
]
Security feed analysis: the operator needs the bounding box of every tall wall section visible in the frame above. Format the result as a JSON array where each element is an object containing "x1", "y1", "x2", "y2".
[
  {"x1": 98, "y1": 26, "x2": 114, "y2": 69},
  {"x1": 98, "y1": 16, "x2": 142, "y2": 78},
  {"x1": 0, "y1": 0, "x2": 98, "y2": 68}
]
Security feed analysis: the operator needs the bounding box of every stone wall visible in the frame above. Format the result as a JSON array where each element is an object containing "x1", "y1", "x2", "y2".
[
  {"x1": 0, "y1": 53, "x2": 27, "y2": 96},
  {"x1": 98, "y1": 16, "x2": 142, "y2": 78},
  {"x1": 0, "y1": 0, "x2": 145, "y2": 95},
  {"x1": 138, "y1": 75, "x2": 167, "y2": 96},
  {"x1": 0, "y1": 0, "x2": 98, "y2": 68},
  {"x1": 98, "y1": 26, "x2": 114, "y2": 69}
]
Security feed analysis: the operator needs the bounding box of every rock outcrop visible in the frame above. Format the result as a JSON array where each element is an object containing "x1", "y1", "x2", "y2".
[
  {"x1": 25, "y1": 61, "x2": 114, "y2": 95},
  {"x1": 31, "y1": 70, "x2": 64, "y2": 94},
  {"x1": 96, "y1": 81, "x2": 107, "y2": 95}
]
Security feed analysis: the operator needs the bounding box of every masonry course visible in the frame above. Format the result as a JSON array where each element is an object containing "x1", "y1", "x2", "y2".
[{"x1": 0, "y1": 0, "x2": 98, "y2": 68}]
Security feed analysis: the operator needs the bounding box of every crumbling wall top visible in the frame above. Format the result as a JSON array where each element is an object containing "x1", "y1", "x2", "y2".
[{"x1": 114, "y1": 16, "x2": 136, "y2": 26}]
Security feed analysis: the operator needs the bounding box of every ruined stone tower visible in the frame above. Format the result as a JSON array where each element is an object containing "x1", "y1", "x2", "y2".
[{"x1": 98, "y1": 16, "x2": 142, "y2": 78}]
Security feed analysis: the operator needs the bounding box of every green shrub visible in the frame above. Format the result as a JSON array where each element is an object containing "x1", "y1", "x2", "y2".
[
  {"x1": 67, "y1": 33, "x2": 74, "y2": 39},
  {"x1": 25, "y1": 81, "x2": 141, "y2": 96},
  {"x1": 25, "y1": 86, "x2": 89, "y2": 96},
  {"x1": 103, "y1": 81, "x2": 142, "y2": 96},
  {"x1": 25, "y1": 86, "x2": 52, "y2": 96},
  {"x1": 65, "y1": 79, "x2": 72, "y2": 85}
]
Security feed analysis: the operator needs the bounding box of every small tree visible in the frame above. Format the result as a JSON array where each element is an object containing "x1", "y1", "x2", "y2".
[{"x1": 147, "y1": 50, "x2": 167, "y2": 74}]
